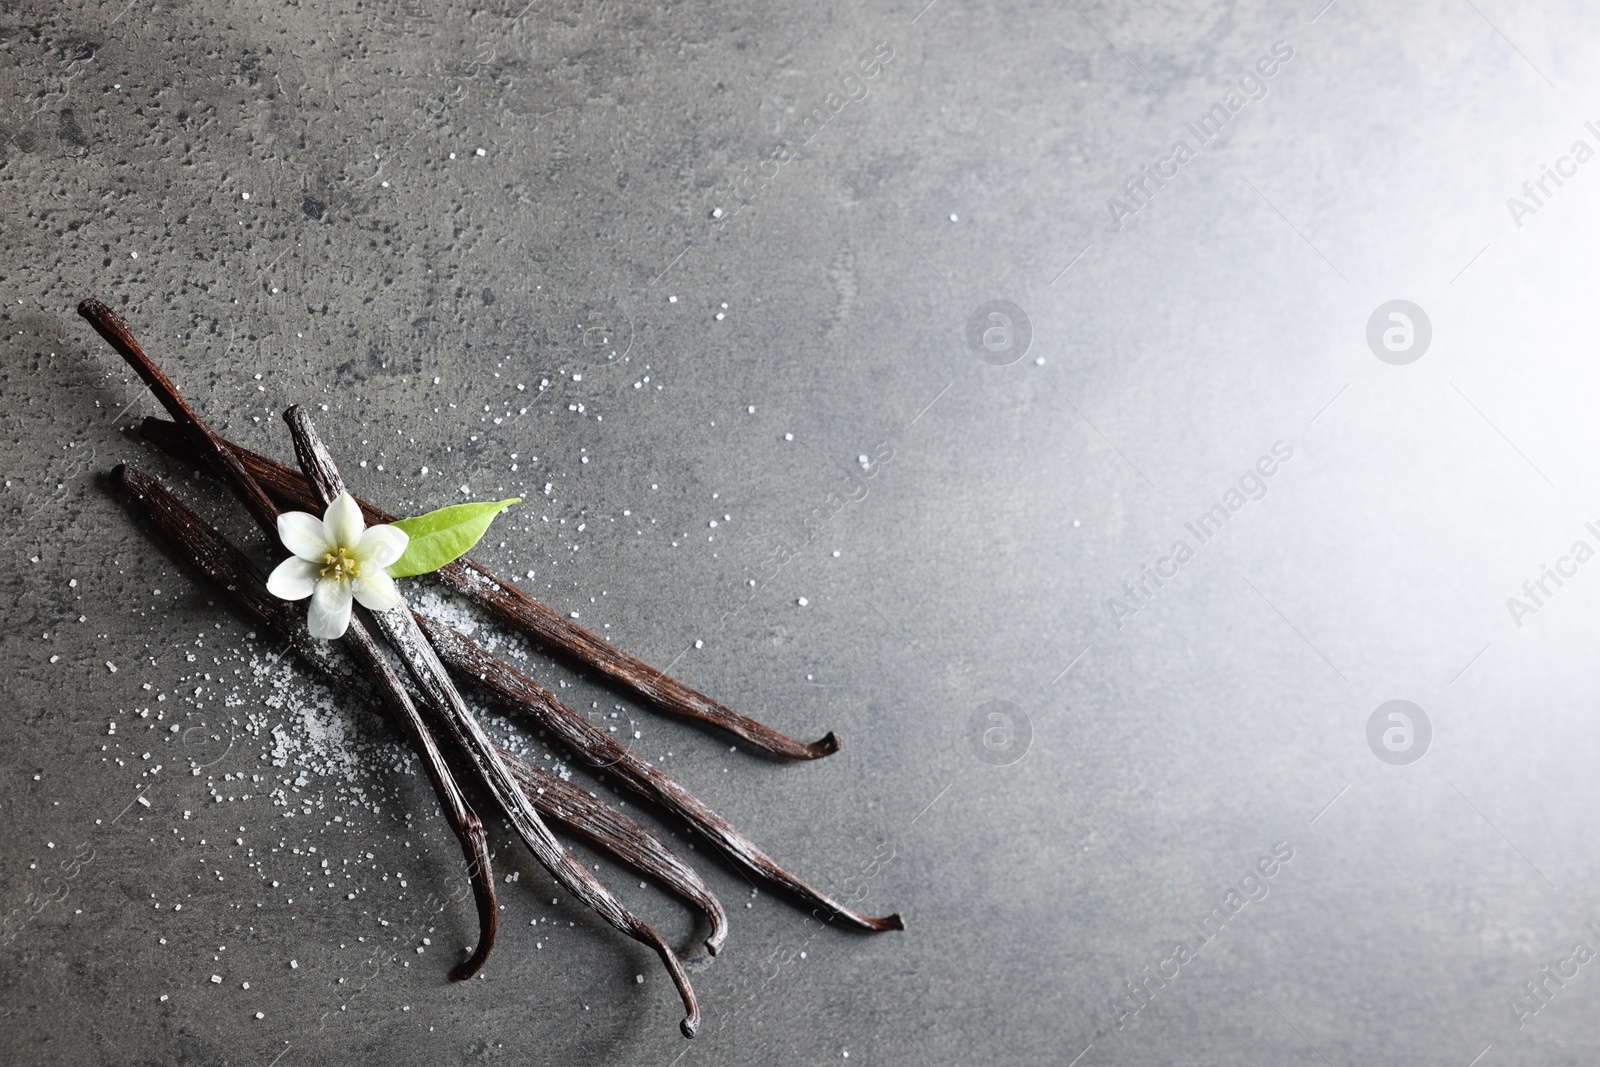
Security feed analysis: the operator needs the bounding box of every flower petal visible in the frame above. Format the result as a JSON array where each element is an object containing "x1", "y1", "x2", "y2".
[
  {"x1": 278, "y1": 511, "x2": 333, "y2": 561},
  {"x1": 324, "y1": 491, "x2": 365, "y2": 548},
  {"x1": 352, "y1": 569, "x2": 403, "y2": 612},
  {"x1": 266, "y1": 556, "x2": 320, "y2": 601},
  {"x1": 307, "y1": 581, "x2": 354, "y2": 640},
  {"x1": 353, "y1": 524, "x2": 409, "y2": 569}
]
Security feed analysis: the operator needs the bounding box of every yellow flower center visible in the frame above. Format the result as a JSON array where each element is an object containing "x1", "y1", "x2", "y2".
[{"x1": 320, "y1": 546, "x2": 360, "y2": 582}]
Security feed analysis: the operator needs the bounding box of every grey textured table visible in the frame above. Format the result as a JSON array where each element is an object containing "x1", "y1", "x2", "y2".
[{"x1": 5, "y1": 1, "x2": 1600, "y2": 1064}]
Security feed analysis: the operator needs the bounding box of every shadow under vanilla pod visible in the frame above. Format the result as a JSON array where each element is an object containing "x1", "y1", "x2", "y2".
[{"x1": 77, "y1": 298, "x2": 903, "y2": 1039}]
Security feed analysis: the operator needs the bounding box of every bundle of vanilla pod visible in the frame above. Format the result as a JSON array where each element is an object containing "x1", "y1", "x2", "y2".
[{"x1": 80, "y1": 298, "x2": 902, "y2": 1039}]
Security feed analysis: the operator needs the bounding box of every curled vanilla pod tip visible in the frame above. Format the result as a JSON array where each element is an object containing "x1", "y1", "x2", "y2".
[
  {"x1": 418, "y1": 616, "x2": 906, "y2": 934},
  {"x1": 499, "y1": 751, "x2": 730, "y2": 957}
]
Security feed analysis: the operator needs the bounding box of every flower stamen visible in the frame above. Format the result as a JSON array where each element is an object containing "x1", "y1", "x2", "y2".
[{"x1": 320, "y1": 546, "x2": 360, "y2": 582}]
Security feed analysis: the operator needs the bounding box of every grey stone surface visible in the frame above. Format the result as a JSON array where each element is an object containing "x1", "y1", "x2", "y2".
[{"x1": 5, "y1": 0, "x2": 1600, "y2": 1063}]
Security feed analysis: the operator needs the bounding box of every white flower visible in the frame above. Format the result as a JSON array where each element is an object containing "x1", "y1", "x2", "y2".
[{"x1": 265, "y1": 491, "x2": 409, "y2": 639}]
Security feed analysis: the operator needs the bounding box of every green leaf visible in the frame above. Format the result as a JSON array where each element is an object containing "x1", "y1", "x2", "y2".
[{"x1": 386, "y1": 498, "x2": 521, "y2": 578}]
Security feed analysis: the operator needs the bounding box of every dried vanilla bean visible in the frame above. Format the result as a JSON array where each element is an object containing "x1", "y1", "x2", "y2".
[
  {"x1": 497, "y1": 754, "x2": 729, "y2": 956},
  {"x1": 418, "y1": 616, "x2": 906, "y2": 933},
  {"x1": 114, "y1": 462, "x2": 731, "y2": 957},
  {"x1": 281, "y1": 406, "x2": 700, "y2": 1037},
  {"x1": 81, "y1": 300, "x2": 278, "y2": 533},
  {"x1": 139, "y1": 416, "x2": 838, "y2": 761},
  {"x1": 81, "y1": 300, "x2": 501, "y2": 979}
]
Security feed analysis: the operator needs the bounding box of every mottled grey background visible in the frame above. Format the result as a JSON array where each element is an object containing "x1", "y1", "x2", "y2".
[{"x1": 6, "y1": 0, "x2": 1600, "y2": 1063}]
